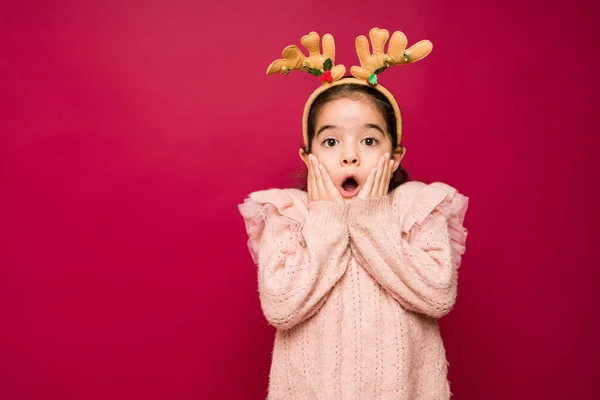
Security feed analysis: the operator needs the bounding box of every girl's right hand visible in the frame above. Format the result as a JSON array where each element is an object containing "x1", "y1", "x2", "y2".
[{"x1": 307, "y1": 154, "x2": 344, "y2": 204}]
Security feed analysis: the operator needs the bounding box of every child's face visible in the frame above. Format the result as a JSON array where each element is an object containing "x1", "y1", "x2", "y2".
[{"x1": 300, "y1": 98, "x2": 403, "y2": 199}]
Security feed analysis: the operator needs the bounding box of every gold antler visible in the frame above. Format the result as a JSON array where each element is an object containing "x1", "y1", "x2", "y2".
[
  {"x1": 267, "y1": 32, "x2": 346, "y2": 85},
  {"x1": 350, "y1": 28, "x2": 433, "y2": 85}
]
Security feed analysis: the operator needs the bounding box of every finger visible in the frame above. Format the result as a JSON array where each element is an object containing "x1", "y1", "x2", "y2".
[
  {"x1": 381, "y1": 155, "x2": 392, "y2": 196},
  {"x1": 311, "y1": 155, "x2": 321, "y2": 201},
  {"x1": 307, "y1": 155, "x2": 316, "y2": 201},
  {"x1": 377, "y1": 155, "x2": 388, "y2": 197},
  {"x1": 381, "y1": 159, "x2": 393, "y2": 196},
  {"x1": 314, "y1": 159, "x2": 328, "y2": 200},
  {"x1": 358, "y1": 166, "x2": 377, "y2": 199},
  {"x1": 378, "y1": 156, "x2": 387, "y2": 197},
  {"x1": 371, "y1": 155, "x2": 385, "y2": 197},
  {"x1": 320, "y1": 164, "x2": 343, "y2": 203},
  {"x1": 388, "y1": 159, "x2": 395, "y2": 187},
  {"x1": 306, "y1": 156, "x2": 312, "y2": 201},
  {"x1": 378, "y1": 154, "x2": 390, "y2": 197}
]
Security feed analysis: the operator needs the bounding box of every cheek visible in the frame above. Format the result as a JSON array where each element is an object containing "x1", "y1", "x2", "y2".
[
  {"x1": 360, "y1": 148, "x2": 386, "y2": 168},
  {"x1": 312, "y1": 151, "x2": 339, "y2": 173},
  {"x1": 380, "y1": 140, "x2": 394, "y2": 154},
  {"x1": 319, "y1": 156, "x2": 338, "y2": 171},
  {"x1": 363, "y1": 157, "x2": 380, "y2": 172}
]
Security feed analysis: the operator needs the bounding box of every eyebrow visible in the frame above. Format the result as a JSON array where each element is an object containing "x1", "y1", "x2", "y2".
[{"x1": 316, "y1": 123, "x2": 386, "y2": 137}]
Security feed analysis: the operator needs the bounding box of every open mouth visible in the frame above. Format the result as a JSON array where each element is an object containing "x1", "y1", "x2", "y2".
[{"x1": 340, "y1": 176, "x2": 360, "y2": 198}]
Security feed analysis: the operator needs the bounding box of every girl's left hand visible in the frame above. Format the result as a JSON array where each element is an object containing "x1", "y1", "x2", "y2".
[{"x1": 356, "y1": 153, "x2": 395, "y2": 199}]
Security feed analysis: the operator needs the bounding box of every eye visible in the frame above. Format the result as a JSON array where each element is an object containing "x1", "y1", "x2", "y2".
[
  {"x1": 361, "y1": 137, "x2": 379, "y2": 147},
  {"x1": 323, "y1": 138, "x2": 338, "y2": 148}
]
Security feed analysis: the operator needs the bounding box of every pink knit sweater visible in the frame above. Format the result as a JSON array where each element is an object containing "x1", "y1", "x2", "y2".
[{"x1": 239, "y1": 181, "x2": 469, "y2": 399}]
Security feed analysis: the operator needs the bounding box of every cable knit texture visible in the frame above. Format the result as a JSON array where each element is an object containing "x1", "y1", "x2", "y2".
[{"x1": 238, "y1": 181, "x2": 469, "y2": 399}]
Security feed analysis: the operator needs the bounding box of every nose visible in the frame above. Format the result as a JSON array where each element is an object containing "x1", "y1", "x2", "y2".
[
  {"x1": 341, "y1": 146, "x2": 359, "y2": 166},
  {"x1": 343, "y1": 156, "x2": 358, "y2": 165}
]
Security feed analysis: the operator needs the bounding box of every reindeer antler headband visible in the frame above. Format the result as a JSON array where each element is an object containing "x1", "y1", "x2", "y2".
[{"x1": 267, "y1": 28, "x2": 433, "y2": 148}]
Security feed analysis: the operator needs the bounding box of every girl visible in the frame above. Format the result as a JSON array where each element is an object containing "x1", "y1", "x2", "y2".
[{"x1": 239, "y1": 28, "x2": 468, "y2": 399}]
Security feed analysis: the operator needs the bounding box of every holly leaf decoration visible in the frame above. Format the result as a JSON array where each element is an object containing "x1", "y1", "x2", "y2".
[
  {"x1": 308, "y1": 68, "x2": 323, "y2": 77},
  {"x1": 323, "y1": 58, "x2": 333, "y2": 71},
  {"x1": 374, "y1": 66, "x2": 387, "y2": 75}
]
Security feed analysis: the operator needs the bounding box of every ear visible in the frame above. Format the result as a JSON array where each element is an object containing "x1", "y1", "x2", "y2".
[
  {"x1": 299, "y1": 147, "x2": 309, "y2": 167},
  {"x1": 391, "y1": 146, "x2": 406, "y2": 173}
]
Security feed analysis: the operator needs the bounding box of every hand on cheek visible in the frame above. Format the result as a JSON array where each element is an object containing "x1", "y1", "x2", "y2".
[
  {"x1": 307, "y1": 154, "x2": 344, "y2": 204},
  {"x1": 357, "y1": 153, "x2": 394, "y2": 199}
]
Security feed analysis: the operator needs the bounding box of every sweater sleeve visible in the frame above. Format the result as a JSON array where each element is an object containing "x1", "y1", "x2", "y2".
[
  {"x1": 347, "y1": 182, "x2": 469, "y2": 318},
  {"x1": 239, "y1": 189, "x2": 351, "y2": 330}
]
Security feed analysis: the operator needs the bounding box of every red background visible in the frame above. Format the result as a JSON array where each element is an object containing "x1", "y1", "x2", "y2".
[{"x1": 1, "y1": 0, "x2": 599, "y2": 399}]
